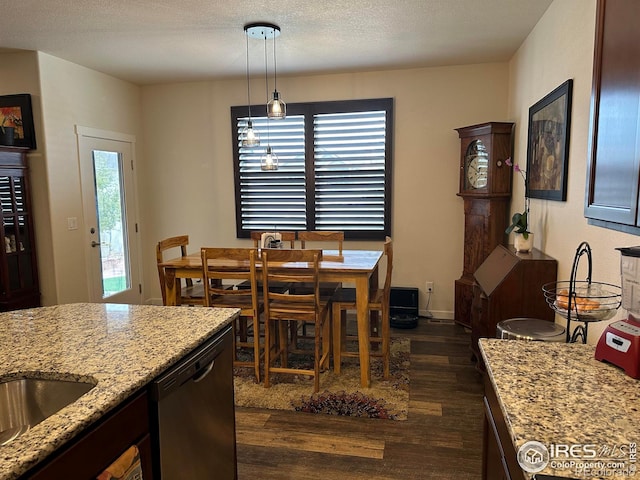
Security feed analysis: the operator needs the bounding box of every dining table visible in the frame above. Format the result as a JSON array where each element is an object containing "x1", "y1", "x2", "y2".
[{"x1": 160, "y1": 248, "x2": 384, "y2": 388}]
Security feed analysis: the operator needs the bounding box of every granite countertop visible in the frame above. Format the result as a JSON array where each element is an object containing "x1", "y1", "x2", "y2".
[
  {"x1": 480, "y1": 338, "x2": 640, "y2": 480},
  {"x1": 0, "y1": 303, "x2": 238, "y2": 480}
]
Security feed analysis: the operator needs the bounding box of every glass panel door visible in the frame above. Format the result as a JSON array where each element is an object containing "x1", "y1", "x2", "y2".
[{"x1": 78, "y1": 129, "x2": 141, "y2": 304}]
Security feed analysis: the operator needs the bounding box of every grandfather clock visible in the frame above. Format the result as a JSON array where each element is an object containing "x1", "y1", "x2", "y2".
[{"x1": 454, "y1": 122, "x2": 514, "y2": 327}]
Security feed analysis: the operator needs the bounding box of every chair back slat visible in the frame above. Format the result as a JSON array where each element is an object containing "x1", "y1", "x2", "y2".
[{"x1": 298, "y1": 231, "x2": 344, "y2": 255}]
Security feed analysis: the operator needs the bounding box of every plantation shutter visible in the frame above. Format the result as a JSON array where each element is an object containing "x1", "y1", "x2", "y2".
[
  {"x1": 237, "y1": 115, "x2": 307, "y2": 231},
  {"x1": 232, "y1": 98, "x2": 393, "y2": 239},
  {"x1": 313, "y1": 110, "x2": 387, "y2": 231}
]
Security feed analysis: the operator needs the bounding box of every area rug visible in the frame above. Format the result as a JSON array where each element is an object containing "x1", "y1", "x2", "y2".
[{"x1": 233, "y1": 337, "x2": 410, "y2": 420}]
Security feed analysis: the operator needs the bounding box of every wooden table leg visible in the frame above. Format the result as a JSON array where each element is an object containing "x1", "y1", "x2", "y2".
[
  {"x1": 355, "y1": 275, "x2": 371, "y2": 388},
  {"x1": 369, "y1": 264, "x2": 380, "y2": 350}
]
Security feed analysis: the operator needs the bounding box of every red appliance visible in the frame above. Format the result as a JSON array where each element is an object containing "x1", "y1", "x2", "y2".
[
  {"x1": 595, "y1": 315, "x2": 640, "y2": 378},
  {"x1": 595, "y1": 246, "x2": 640, "y2": 378}
]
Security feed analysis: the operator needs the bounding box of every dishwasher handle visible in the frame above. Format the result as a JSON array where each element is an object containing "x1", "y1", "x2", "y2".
[{"x1": 193, "y1": 359, "x2": 214, "y2": 382}]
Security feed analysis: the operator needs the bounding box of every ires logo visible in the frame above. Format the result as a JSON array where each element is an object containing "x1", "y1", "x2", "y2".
[
  {"x1": 518, "y1": 441, "x2": 636, "y2": 476},
  {"x1": 549, "y1": 444, "x2": 598, "y2": 458}
]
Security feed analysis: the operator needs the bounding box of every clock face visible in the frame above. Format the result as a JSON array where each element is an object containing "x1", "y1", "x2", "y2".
[
  {"x1": 466, "y1": 156, "x2": 488, "y2": 189},
  {"x1": 464, "y1": 141, "x2": 489, "y2": 190}
]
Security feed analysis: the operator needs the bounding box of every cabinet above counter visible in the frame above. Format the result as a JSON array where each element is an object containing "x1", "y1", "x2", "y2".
[
  {"x1": 480, "y1": 338, "x2": 640, "y2": 479},
  {"x1": 0, "y1": 303, "x2": 239, "y2": 480},
  {"x1": 585, "y1": 0, "x2": 640, "y2": 235}
]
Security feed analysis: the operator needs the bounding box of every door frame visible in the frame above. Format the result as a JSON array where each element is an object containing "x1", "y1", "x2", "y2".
[{"x1": 76, "y1": 125, "x2": 142, "y2": 304}]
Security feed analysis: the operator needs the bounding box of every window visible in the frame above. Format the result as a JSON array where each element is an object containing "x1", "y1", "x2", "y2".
[{"x1": 231, "y1": 98, "x2": 393, "y2": 240}]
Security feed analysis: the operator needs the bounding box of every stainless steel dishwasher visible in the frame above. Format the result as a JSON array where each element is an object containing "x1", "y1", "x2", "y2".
[{"x1": 150, "y1": 325, "x2": 236, "y2": 479}]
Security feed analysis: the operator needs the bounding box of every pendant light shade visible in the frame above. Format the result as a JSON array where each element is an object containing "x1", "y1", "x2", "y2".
[
  {"x1": 261, "y1": 146, "x2": 278, "y2": 170},
  {"x1": 241, "y1": 119, "x2": 260, "y2": 147},
  {"x1": 267, "y1": 91, "x2": 286, "y2": 119}
]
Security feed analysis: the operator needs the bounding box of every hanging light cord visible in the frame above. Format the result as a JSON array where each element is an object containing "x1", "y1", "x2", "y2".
[
  {"x1": 246, "y1": 32, "x2": 252, "y2": 121},
  {"x1": 264, "y1": 33, "x2": 270, "y2": 105},
  {"x1": 272, "y1": 27, "x2": 278, "y2": 92},
  {"x1": 264, "y1": 34, "x2": 271, "y2": 143}
]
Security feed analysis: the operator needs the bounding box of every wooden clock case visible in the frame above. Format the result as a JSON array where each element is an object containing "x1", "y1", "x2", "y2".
[{"x1": 454, "y1": 122, "x2": 514, "y2": 327}]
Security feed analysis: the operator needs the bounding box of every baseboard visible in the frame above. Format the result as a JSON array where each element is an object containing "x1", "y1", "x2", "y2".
[{"x1": 419, "y1": 309, "x2": 454, "y2": 320}]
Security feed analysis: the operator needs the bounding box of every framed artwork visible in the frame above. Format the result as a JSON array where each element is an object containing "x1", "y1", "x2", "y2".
[
  {"x1": 0, "y1": 94, "x2": 37, "y2": 149},
  {"x1": 526, "y1": 79, "x2": 573, "y2": 201}
]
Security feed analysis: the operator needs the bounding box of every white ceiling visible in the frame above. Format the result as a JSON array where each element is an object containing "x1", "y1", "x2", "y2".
[{"x1": 0, "y1": 0, "x2": 553, "y2": 86}]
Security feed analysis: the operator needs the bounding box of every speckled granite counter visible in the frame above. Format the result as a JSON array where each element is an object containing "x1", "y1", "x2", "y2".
[
  {"x1": 0, "y1": 303, "x2": 238, "y2": 480},
  {"x1": 480, "y1": 338, "x2": 640, "y2": 479}
]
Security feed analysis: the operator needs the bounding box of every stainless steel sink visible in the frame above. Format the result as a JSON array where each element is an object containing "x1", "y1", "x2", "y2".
[{"x1": 0, "y1": 378, "x2": 95, "y2": 446}]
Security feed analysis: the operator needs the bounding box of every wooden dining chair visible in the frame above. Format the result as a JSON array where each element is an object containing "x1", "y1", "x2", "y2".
[
  {"x1": 298, "y1": 230, "x2": 343, "y2": 255},
  {"x1": 156, "y1": 235, "x2": 204, "y2": 306},
  {"x1": 201, "y1": 247, "x2": 264, "y2": 382},
  {"x1": 262, "y1": 248, "x2": 331, "y2": 393},
  {"x1": 250, "y1": 231, "x2": 297, "y2": 249},
  {"x1": 332, "y1": 236, "x2": 393, "y2": 379}
]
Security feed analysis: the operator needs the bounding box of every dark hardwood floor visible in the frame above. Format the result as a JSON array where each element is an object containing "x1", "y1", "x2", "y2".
[{"x1": 235, "y1": 318, "x2": 485, "y2": 479}]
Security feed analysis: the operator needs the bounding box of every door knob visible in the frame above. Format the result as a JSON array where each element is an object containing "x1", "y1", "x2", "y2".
[{"x1": 91, "y1": 241, "x2": 104, "y2": 248}]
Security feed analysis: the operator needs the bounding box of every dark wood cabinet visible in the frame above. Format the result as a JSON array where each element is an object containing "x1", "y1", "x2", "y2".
[
  {"x1": 470, "y1": 245, "x2": 557, "y2": 366},
  {"x1": 0, "y1": 147, "x2": 40, "y2": 311},
  {"x1": 483, "y1": 375, "x2": 527, "y2": 480},
  {"x1": 585, "y1": 0, "x2": 640, "y2": 234},
  {"x1": 25, "y1": 390, "x2": 153, "y2": 480},
  {"x1": 455, "y1": 122, "x2": 514, "y2": 327}
]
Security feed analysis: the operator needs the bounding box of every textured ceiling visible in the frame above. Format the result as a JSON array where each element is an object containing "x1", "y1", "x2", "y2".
[{"x1": 0, "y1": 0, "x2": 553, "y2": 85}]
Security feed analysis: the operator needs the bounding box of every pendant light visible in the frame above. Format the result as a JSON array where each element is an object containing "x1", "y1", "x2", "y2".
[
  {"x1": 244, "y1": 22, "x2": 282, "y2": 170},
  {"x1": 261, "y1": 33, "x2": 278, "y2": 171},
  {"x1": 266, "y1": 24, "x2": 286, "y2": 119},
  {"x1": 262, "y1": 145, "x2": 278, "y2": 170},
  {"x1": 241, "y1": 26, "x2": 259, "y2": 147}
]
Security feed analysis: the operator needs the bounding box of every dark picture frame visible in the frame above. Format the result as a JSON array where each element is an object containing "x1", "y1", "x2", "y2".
[
  {"x1": 0, "y1": 94, "x2": 37, "y2": 149},
  {"x1": 526, "y1": 79, "x2": 573, "y2": 201}
]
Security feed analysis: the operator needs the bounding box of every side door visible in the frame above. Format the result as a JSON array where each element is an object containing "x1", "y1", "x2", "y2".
[{"x1": 77, "y1": 126, "x2": 142, "y2": 303}]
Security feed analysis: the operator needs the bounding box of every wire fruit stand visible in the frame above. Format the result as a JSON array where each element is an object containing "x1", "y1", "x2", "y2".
[{"x1": 542, "y1": 242, "x2": 621, "y2": 343}]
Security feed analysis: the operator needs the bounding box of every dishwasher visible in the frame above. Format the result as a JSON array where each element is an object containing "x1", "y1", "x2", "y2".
[{"x1": 150, "y1": 325, "x2": 236, "y2": 479}]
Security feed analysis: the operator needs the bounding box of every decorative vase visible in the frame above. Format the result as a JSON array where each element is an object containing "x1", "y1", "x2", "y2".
[{"x1": 514, "y1": 233, "x2": 534, "y2": 253}]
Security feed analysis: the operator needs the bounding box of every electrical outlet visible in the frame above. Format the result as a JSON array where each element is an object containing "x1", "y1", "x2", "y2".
[{"x1": 426, "y1": 281, "x2": 434, "y2": 293}]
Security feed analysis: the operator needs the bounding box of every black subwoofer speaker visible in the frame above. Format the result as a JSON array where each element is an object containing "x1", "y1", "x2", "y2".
[{"x1": 390, "y1": 286, "x2": 419, "y2": 329}]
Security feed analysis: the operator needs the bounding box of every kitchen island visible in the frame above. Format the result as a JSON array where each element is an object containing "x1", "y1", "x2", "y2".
[
  {"x1": 0, "y1": 303, "x2": 238, "y2": 480},
  {"x1": 480, "y1": 338, "x2": 640, "y2": 480}
]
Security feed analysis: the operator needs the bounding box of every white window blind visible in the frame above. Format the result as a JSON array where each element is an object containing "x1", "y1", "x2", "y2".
[
  {"x1": 314, "y1": 110, "x2": 387, "y2": 231},
  {"x1": 231, "y1": 98, "x2": 393, "y2": 239},
  {"x1": 237, "y1": 115, "x2": 306, "y2": 231}
]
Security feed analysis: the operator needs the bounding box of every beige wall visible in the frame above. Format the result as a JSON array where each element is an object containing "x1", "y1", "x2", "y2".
[
  {"x1": 37, "y1": 53, "x2": 142, "y2": 304},
  {"x1": 508, "y1": 0, "x2": 633, "y2": 343},
  {"x1": 140, "y1": 64, "x2": 511, "y2": 315}
]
